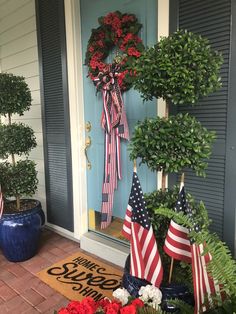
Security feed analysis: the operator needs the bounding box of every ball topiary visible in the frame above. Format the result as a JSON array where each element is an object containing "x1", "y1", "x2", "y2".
[
  {"x1": 129, "y1": 113, "x2": 216, "y2": 176},
  {"x1": 0, "y1": 73, "x2": 38, "y2": 211},
  {"x1": 0, "y1": 73, "x2": 32, "y2": 115},
  {"x1": 133, "y1": 29, "x2": 223, "y2": 104}
]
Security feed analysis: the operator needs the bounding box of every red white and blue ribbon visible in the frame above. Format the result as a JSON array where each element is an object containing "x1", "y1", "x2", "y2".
[{"x1": 94, "y1": 65, "x2": 129, "y2": 229}]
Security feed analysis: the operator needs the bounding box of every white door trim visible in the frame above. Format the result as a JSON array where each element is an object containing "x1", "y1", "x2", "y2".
[{"x1": 64, "y1": 0, "x2": 88, "y2": 240}]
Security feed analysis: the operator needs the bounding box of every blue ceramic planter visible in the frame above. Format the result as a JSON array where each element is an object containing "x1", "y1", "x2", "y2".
[
  {"x1": 122, "y1": 255, "x2": 194, "y2": 312},
  {"x1": 0, "y1": 200, "x2": 45, "y2": 262}
]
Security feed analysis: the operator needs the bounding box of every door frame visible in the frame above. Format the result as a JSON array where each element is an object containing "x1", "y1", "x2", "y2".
[{"x1": 64, "y1": 0, "x2": 88, "y2": 240}]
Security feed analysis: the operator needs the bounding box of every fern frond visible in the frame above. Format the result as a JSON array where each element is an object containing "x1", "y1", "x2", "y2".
[
  {"x1": 155, "y1": 206, "x2": 236, "y2": 299},
  {"x1": 168, "y1": 299, "x2": 194, "y2": 314}
]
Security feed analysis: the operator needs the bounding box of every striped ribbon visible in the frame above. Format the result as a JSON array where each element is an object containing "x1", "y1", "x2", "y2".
[{"x1": 94, "y1": 65, "x2": 129, "y2": 229}]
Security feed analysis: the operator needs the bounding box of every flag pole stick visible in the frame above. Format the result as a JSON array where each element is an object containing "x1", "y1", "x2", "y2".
[
  {"x1": 133, "y1": 159, "x2": 137, "y2": 172},
  {"x1": 168, "y1": 258, "x2": 174, "y2": 284},
  {"x1": 168, "y1": 172, "x2": 185, "y2": 284}
]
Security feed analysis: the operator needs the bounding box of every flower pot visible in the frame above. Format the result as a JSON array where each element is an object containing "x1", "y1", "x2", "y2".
[
  {"x1": 161, "y1": 283, "x2": 194, "y2": 313},
  {"x1": 0, "y1": 200, "x2": 45, "y2": 262},
  {"x1": 122, "y1": 254, "x2": 194, "y2": 312}
]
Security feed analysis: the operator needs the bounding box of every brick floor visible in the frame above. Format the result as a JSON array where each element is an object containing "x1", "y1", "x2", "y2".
[
  {"x1": 0, "y1": 228, "x2": 124, "y2": 314},
  {"x1": 0, "y1": 229, "x2": 79, "y2": 313}
]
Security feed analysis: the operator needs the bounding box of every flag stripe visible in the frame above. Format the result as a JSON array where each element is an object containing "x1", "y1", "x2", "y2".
[
  {"x1": 192, "y1": 242, "x2": 223, "y2": 313},
  {"x1": 163, "y1": 187, "x2": 192, "y2": 263},
  {"x1": 122, "y1": 172, "x2": 163, "y2": 288},
  {"x1": 164, "y1": 219, "x2": 191, "y2": 263}
]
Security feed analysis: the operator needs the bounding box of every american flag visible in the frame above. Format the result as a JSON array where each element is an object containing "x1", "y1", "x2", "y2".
[
  {"x1": 190, "y1": 225, "x2": 224, "y2": 313},
  {"x1": 191, "y1": 242, "x2": 222, "y2": 313},
  {"x1": 122, "y1": 172, "x2": 163, "y2": 287},
  {"x1": 0, "y1": 185, "x2": 4, "y2": 218},
  {"x1": 164, "y1": 183, "x2": 223, "y2": 313},
  {"x1": 163, "y1": 184, "x2": 192, "y2": 263}
]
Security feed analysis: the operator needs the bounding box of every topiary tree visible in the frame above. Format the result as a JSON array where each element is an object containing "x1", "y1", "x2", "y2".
[
  {"x1": 133, "y1": 29, "x2": 223, "y2": 105},
  {"x1": 128, "y1": 30, "x2": 226, "y2": 309},
  {"x1": 0, "y1": 73, "x2": 38, "y2": 211},
  {"x1": 129, "y1": 113, "x2": 216, "y2": 177}
]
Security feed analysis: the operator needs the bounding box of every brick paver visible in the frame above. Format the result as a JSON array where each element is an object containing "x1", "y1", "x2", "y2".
[{"x1": 0, "y1": 229, "x2": 75, "y2": 313}]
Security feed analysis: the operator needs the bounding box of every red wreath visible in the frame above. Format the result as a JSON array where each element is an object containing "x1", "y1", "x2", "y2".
[{"x1": 85, "y1": 11, "x2": 144, "y2": 91}]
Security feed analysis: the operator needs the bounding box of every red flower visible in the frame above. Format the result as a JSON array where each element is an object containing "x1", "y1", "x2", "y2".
[
  {"x1": 123, "y1": 33, "x2": 134, "y2": 43},
  {"x1": 104, "y1": 13, "x2": 119, "y2": 25},
  {"x1": 127, "y1": 47, "x2": 141, "y2": 57},
  {"x1": 97, "y1": 40, "x2": 105, "y2": 48},
  {"x1": 90, "y1": 59, "x2": 99, "y2": 70},
  {"x1": 89, "y1": 46, "x2": 95, "y2": 53},
  {"x1": 117, "y1": 70, "x2": 128, "y2": 87},
  {"x1": 58, "y1": 308, "x2": 70, "y2": 314},
  {"x1": 99, "y1": 32, "x2": 105, "y2": 39},
  {"x1": 97, "y1": 298, "x2": 111, "y2": 309},
  {"x1": 92, "y1": 51, "x2": 103, "y2": 60},
  {"x1": 131, "y1": 299, "x2": 144, "y2": 308},
  {"x1": 120, "y1": 304, "x2": 137, "y2": 314},
  {"x1": 116, "y1": 29, "x2": 123, "y2": 38},
  {"x1": 111, "y1": 17, "x2": 121, "y2": 30},
  {"x1": 81, "y1": 297, "x2": 97, "y2": 312},
  {"x1": 98, "y1": 61, "x2": 106, "y2": 71},
  {"x1": 122, "y1": 15, "x2": 135, "y2": 23},
  {"x1": 105, "y1": 301, "x2": 121, "y2": 314}
]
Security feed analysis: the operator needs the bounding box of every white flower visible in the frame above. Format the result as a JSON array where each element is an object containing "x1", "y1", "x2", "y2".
[
  {"x1": 112, "y1": 287, "x2": 130, "y2": 306},
  {"x1": 138, "y1": 285, "x2": 162, "y2": 309}
]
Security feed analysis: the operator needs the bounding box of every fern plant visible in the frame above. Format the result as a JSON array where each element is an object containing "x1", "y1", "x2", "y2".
[{"x1": 156, "y1": 203, "x2": 236, "y2": 311}]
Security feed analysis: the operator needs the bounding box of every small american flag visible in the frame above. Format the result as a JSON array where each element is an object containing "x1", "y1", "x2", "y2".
[
  {"x1": 163, "y1": 184, "x2": 192, "y2": 263},
  {"x1": 0, "y1": 185, "x2": 4, "y2": 218},
  {"x1": 191, "y1": 242, "x2": 223, "y2": 313},
  {"x1": 122, "y1": 172, "x2": 163, "y2": 287}
]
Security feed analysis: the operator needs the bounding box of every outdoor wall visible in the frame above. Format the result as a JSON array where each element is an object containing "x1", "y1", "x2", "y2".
[{"x1": 0, "y1": 0, "x2": 46, "y2": 212}]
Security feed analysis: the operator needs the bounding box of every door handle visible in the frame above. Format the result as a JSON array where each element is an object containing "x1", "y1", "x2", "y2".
[{"x1": 84, "y1": 136, "x2": 92, "y2": 170}]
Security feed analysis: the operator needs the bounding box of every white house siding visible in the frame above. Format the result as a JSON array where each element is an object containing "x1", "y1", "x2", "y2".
[{"x1": 0, "y1": 0, "x2": 46, "y2": 212}]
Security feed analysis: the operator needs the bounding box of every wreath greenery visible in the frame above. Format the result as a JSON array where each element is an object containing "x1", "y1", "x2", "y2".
[{"x1": 85, "y1": 11, "x2": 144, "y2": 91}]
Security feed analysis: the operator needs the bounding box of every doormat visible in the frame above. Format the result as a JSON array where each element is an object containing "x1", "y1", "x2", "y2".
[{"x1": 37, "y1": 251, "x2": 123, "y2": 302}]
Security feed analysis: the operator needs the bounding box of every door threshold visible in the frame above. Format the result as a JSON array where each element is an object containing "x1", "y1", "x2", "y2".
[{"x1": 80, "y1": 232, "x2": 129, "y2": 268}]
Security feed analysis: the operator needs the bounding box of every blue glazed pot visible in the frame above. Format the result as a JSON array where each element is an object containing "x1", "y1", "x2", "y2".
[
  {"x1": 122, "y1": 255, "x2": 194, "y2": 312},
  {"x1": 0, "y1": 200, "x2": 45, "y2": 262}
]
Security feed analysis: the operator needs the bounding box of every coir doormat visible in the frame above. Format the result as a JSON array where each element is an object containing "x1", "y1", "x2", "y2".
[{"x1": 37, "y1": 251, "x2": 123, "y2": 301}]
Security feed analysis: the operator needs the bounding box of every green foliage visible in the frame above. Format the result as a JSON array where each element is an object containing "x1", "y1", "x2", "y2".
[
  {"x1": 129, "y1": 113, "x2": 216, "y2": 176},
  {"x1": 156, "y1": 205, "x2": 236, "y2": 309},
  {"x1": 0, "y1": 72, "x2": 37, "y2": 209},
  {"x1": 145, "y1": 187, "x2": 209, "y2": 288},
  {"x1": 133, "y1": 29, "x2": 223, "y2": 104},
  {"x1": 0, "y1": 160, "x2": 38, "y2": 198},
  {"x1": 0, "y1": 123, "x2": 36, "y2": 158},
  {"x1": 0, "y1": 73, "x2": 32, "y2": 116},
  {"x1": 168, "y1": 299, "x2": 194, "y2": 314},
  {"x1": 171, "y1": 296, "x2": 236, "y2": 313}
]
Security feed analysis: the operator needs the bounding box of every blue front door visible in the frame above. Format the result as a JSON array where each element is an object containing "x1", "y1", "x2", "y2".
[{"x1": 80, "y1": 0, "x2": 157, "y2": 235}]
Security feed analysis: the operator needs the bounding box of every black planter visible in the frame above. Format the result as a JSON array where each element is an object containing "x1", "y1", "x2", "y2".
[
  {"x1": 122, "y1": 255, "x2": 194, "y2": 312},
  {"x1": 0, "y1": 200, "x2": 45, "y2": 262},
  {"x1": 161, "y1": 283, "x2": 194, "y2": 313}
]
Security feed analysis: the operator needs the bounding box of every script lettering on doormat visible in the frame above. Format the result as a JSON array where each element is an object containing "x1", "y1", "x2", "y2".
[{"x1": 37, "y1": 251, "x2": 123, "y2": 301}]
